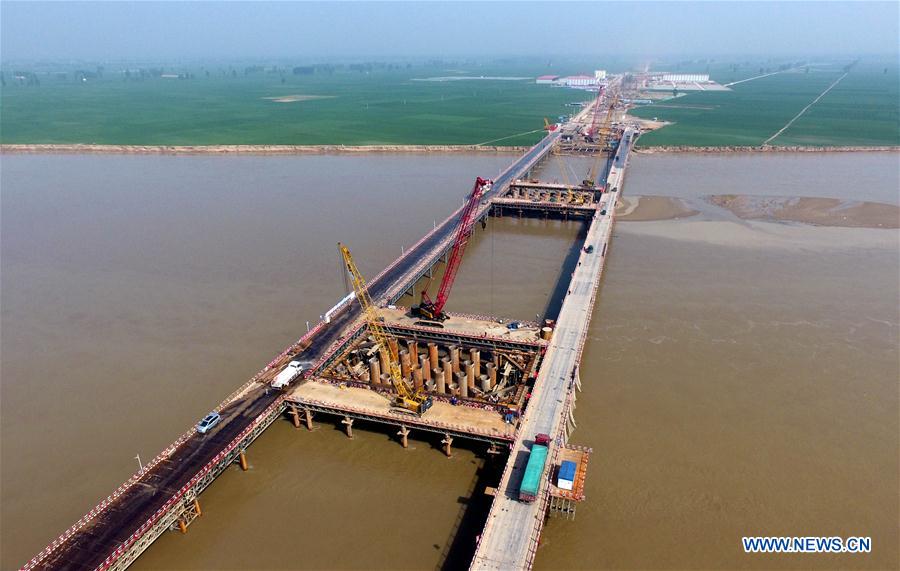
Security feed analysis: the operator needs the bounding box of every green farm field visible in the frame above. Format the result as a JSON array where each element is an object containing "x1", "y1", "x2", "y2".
[
  {"x1": 0, "y1": 68, "x2": 589, "y2": 146},
  {"x1": 632, "y1": 64, "x2": 900, "y2": 147}
]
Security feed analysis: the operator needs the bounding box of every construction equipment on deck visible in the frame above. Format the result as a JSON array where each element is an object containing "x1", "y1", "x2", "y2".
[
  {"x1": 552, "y1": 148, "x2": 576, "y2": 204},
  {"x1": 543, "y1": 117, "x2": 558, "y2": 132},
  {"x1": 339, "y1": 242, "x2": 433, "y2": 416},
  {"x1": 583, "y1": 87, "x2": 605, "y2": 142},
  {"x1": 583, "y1": 91, "x2": 620, "y2": 188},
  {"x1": 414, "y1": 177, "x2": 492, "y2": 322}
]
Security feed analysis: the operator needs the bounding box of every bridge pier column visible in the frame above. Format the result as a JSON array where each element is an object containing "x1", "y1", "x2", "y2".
[
  {"x1": 289, "y1": 403, "x2": 301, "y2": 428},
  {"x1": 442, "y1": 434, "x2": 453, "y2": 458},
  {"x1": 487, "y1": 443, "x2": 502, "y2": 457},
  {"x1": 194, "y1": 498, "x2": 202, "y2": 517},
  {"x1": 239, "y1": 450, "x2": 248, "y2": 471},
  {"x1": 178, "y1": 520, "x2": 188, "y2": 534},
  {"x1": 342, "y1": 416, "x2": 354, "y2": 439},
  {"x1": 305, "y1": 408, "x2": 314, "y2": 431},
  {"x1": 397, "y1": 425, "x2": 410, "y2": 449}
]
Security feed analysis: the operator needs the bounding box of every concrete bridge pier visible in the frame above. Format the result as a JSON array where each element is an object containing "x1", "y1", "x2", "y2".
[
  {"x1": 238, "y1": 450, "x2": 248, "y2": 471},
  {"x1": 397, "y1": 425, "x2": 410, "y2": 449},
  {"x1": 305, "y1": 408, "x2": 314, "y2": 431},
  {"x1": 442, "y1": 434, "x2": 453, "y2": 458},
  {"x1": 342, "y1": 416, "x2": 354, "y2": 438},
  {"x1": 289, "y1": 403, "x2": 301, "y2": 428}
]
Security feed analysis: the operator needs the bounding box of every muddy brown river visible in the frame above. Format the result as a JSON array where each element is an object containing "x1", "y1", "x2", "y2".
[{"x1": 2, "y1": 152, "x2": 897, "y2": 569}]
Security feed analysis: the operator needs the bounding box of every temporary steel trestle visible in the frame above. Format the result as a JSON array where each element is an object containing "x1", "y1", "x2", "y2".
[{"x1": 98, "y1": 398, "x2": 287, "y2": 571}]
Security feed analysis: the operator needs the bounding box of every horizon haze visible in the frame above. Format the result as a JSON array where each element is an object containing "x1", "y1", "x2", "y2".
[{"x1": 2, "y1": 1, "x2": 899, "y2": 63}]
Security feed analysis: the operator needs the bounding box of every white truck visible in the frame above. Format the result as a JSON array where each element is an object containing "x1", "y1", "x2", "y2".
[{"x1": 271, "y1": 360, "x2": 304, "y2": 389}]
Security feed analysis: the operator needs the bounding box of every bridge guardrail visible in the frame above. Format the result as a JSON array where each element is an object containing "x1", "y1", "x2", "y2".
[{"x1": 96, "y1": 397, "x2": 287, "y2": 571}]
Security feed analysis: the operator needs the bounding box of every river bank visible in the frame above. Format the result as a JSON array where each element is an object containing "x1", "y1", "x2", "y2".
[
  {"x1": 4, "y1": 142, "x2": 898, "y2": 156},
  {"x1": 0, "y1": 143, "x2": 529, "y2": 155},
  {"x1": 634, "y1": 144, "x2": 900, "y2": 153}
]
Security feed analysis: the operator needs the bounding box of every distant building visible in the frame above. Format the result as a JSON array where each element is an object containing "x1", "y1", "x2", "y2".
[
  {"x1": 560, "y1": 75, "x2": 598, "y2": 87},
  {"x1": 661, "y1": 73, "x2": 710, "y2": 83},
  {"x1": 536, "y1": 75, "x2": 559, "y2": 84},
  {"x1": 594, "y1": 70, "x2": 607, "y2": 80}
]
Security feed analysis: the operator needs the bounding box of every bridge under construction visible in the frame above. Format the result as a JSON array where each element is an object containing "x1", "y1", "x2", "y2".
[{"x1": 23, "y1": 79, "x2": 635, "y2": 571}]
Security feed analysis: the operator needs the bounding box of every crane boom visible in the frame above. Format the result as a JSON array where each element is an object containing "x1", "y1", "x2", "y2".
[
  {"x1": 585, "y1": 86, "x2": 605, "y2": 140},
  {"x1": 585, "y1": 90, "x2": 620, "y2": 187},
  {"x1": 338, "y1": 243, "x2": 432, "y2": 415},
  {"x1": 416, "y1": 176, "x2": 491, "y2": 321}
]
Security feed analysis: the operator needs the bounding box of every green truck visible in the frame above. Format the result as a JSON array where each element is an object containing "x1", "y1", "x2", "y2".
[{"x1": 518, "y1": 433, "x2": 551, "y2": 502}]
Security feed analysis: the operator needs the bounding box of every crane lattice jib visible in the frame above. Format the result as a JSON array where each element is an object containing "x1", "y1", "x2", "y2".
[
  {"x1": 586, "y1": 86, "x2": 605, "y2": 138},
  {"x1": 588, "y1": 90, "x2": 620, "y2": 183},
  {"x1": 338, "y1": 243, "x2": 415, "y2": 402},
  {"x1": 422, "y1": 177, "x2": 489, "y2": 315}
]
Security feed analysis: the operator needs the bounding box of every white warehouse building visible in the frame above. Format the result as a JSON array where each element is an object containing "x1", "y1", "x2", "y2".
[
  {"x1": 560, "y1": 75, "x2": 598, "y2": 87},
  {"x1": 661, "y1": 73, "x2": 710, "y2": 83},
  {"x1": 594, "y1": 70, "x2": 607, "y2": 80}
]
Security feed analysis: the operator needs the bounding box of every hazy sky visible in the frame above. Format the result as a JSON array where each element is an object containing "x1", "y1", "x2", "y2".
[{"x1": 2, "y1": 1, "x2": 898, "y2": 62}]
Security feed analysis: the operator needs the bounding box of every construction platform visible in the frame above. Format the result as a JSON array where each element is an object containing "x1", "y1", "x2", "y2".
[
  {"x1": 317, "y1": 308, "x2": 547, "y2": 413},
  {"x1": 286, "y1": 380, "x2": 516, "y2": 445},
  {"x1": 507, "y1": 179, "x2": 603, "y2": 202},
  {"x1": 491, "y1": 198, "x2": 598, "y2": 219},
  {"x1": 283, "y1": 308, "x2": 560, "y2": 448},
  {"x1": 489, "y1": 178, "x2": 608, "y2": 219},
  {"x1": 382, "y1": 307, "x2": 546, "y2": 347},
  {"x1": 548, "y1": 444, "x2": 592, "y2": 520}
]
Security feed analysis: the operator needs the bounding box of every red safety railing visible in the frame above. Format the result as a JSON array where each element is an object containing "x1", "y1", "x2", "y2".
[{"x1": 95, "y1": 396, "x2": 287, "y2": 571}]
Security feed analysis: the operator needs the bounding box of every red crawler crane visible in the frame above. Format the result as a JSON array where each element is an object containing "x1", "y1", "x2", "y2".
[
  {"x1": 414, "y1": 177, "x2": 492, "y2": 322},
  {"x1": 584, "y1": 86, "x2": 605, "y2": 142}
]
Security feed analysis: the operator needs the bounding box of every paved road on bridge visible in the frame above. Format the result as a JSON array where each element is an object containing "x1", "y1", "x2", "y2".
[{"x1": 471, "y1": 130, "x2": 634, "y2": 571}]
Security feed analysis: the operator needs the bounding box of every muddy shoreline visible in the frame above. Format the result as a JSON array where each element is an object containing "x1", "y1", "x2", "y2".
[
  {"x1": 0, "y1": 144, "x2": 529, "y2": 155},
  {"x1": 617, "y1": 195, "x2": 699, "y2": 222}
]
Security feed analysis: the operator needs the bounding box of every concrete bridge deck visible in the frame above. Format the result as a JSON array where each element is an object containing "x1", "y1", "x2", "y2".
[{"x1": 471, "y1": 129, "x2": 634, "y2": 571}]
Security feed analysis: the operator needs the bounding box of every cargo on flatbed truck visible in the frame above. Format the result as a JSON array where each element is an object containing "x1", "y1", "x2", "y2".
[
  {"x1": 519, "y1": 433, "x2": 551, "y2": 502},
  {"x1": 272, "y1": 360, "x2": 304, "y2": 389}
]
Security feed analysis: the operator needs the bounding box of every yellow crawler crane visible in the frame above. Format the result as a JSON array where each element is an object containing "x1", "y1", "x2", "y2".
[{"x1": 338, "y1": 243, "x2": 433, "y2": 416}]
